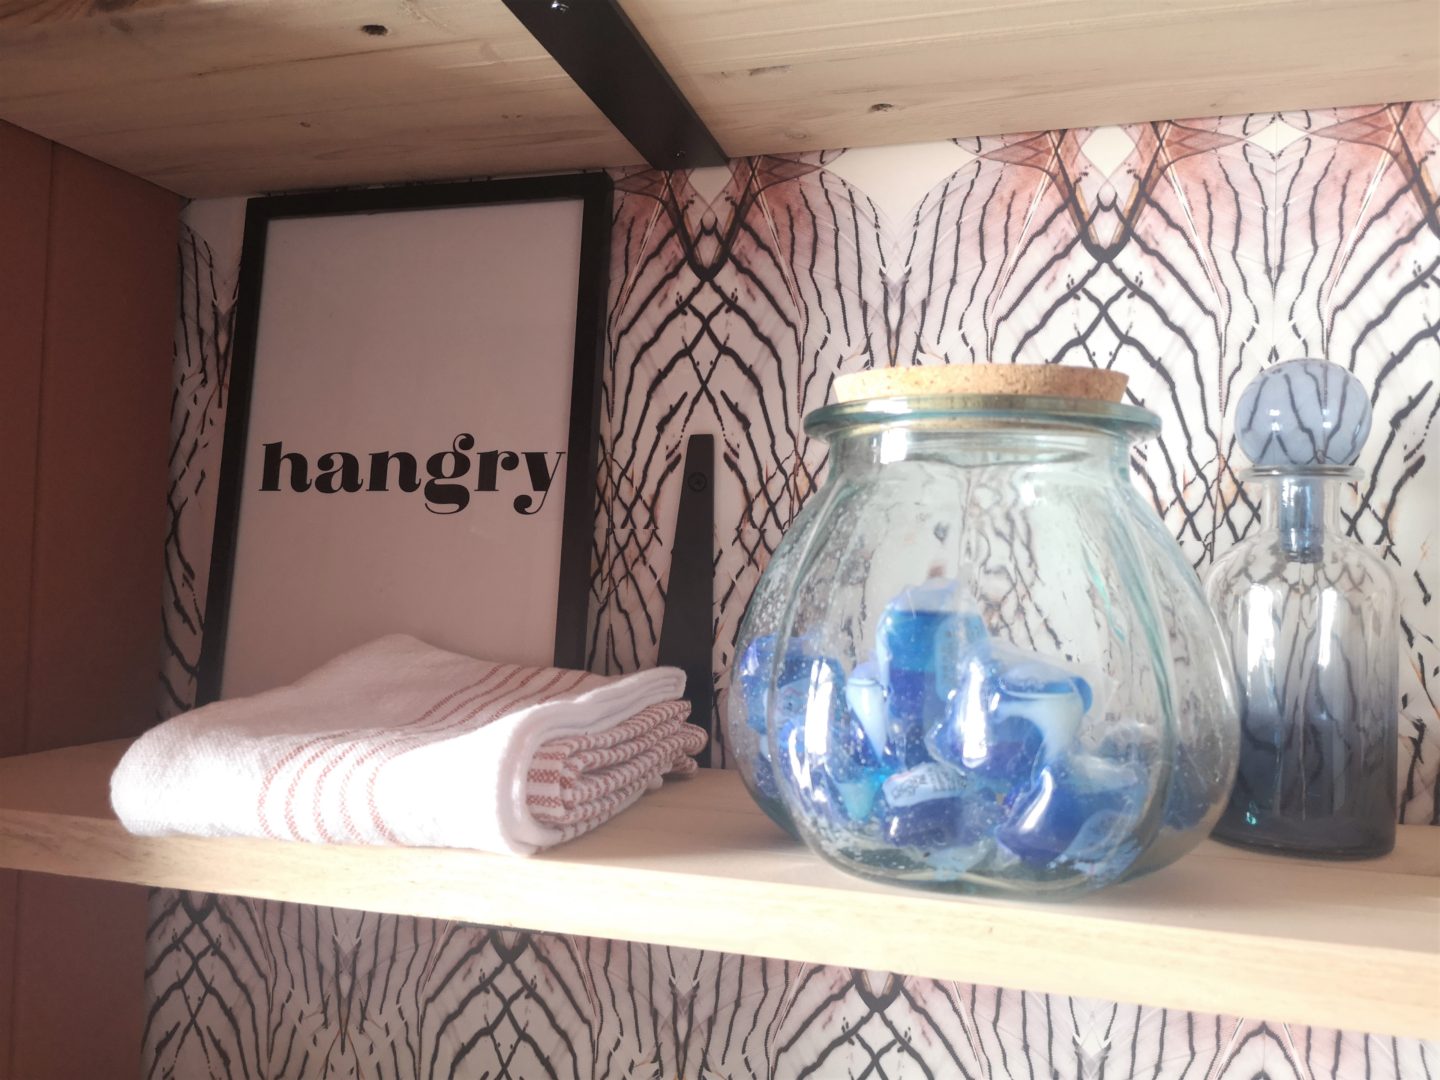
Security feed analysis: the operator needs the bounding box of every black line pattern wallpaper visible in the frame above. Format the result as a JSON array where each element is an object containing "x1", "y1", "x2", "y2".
[
  {"x1": 162, "y1": 204, "x2": 237, "y2": 719},
  {"x1": 148, "y1": 103, "x2": 1438, "y2": 1077},
  {"x1": 143, "y1": 892, "x2": 1435, "y2": 1080}
]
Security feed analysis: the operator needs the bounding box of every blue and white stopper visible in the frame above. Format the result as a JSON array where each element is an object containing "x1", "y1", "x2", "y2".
[
  {"x1": 1234, "y1": 359, "x2": 1371, "y2": 560},
  {"x1": 1235, "y1": 358, "x2": 1371, "y2": 468}
]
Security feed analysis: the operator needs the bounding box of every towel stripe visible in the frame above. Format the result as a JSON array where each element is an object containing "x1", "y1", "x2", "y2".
[
  {"x1": 255, "y1": 660, "x2": 515, "y2": 839},
  {"x1": 366, "y1": 667, "x2": 593, "y2": 843},
  {"x1": 307, "y1": 662, "x2": 517, "y2": 839}
]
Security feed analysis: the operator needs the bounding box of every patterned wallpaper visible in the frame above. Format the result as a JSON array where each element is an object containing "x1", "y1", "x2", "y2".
[{"x1": 150, "y1": 102, "x2": 1438, "y2": 1078}]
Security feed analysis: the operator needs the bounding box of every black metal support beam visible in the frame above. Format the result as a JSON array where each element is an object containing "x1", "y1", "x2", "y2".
[
  {"x1": 657, "y1": 434, "x2": 716, "y2": 766},
  {"x1": 502, "y1": 0, "x2": 727, "y2": 171}
]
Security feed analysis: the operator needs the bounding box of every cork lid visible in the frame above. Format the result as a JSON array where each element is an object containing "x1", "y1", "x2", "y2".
[{"x1": 834, "y1": 364, "x2": 1128, "y2": 404}]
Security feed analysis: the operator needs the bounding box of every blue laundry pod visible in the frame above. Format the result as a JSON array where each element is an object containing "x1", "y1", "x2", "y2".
[
  {"x1": 845, "y1": 659, "x2": 889, "y2": 756},
  {"x1": 882, "y1": 667, "x2": 938, "y2": 769},
  {"x1": 876, "y1": 762, "x2": 999, "y2": 850},
  {"x1": 770, "y1": 653, "x2": 845, "y2": 728},
  {"x1": 996, "y1": 756, "x2": 1148, "y2": 868},
  {"x1": 926, "y1": 707, "x2": 1045, "y2": 789},
  {"x1": 826, "y1": 705, "x2": 886, "y2": 783},
  {"x1": 998, "y1": 657, "x2": 1095, "y2": 715},
  {"x1": 874, "y1": 580, "x2": 993, "y2": 771},
  {"x1": 926, "y1": 641, "x2": 1091, "y2": 785},
  {"x1": 835, "y1": 772, "x2": 887, "y2": 821},
  {"x1": 774, "y1": 716, "x2": 869, "y2": 830},
  {"x1": 877, "y1": 579, "x2": 987, "y2": 674},
  {"x1": 933, "y1": 610, "x2": 990, "y2": 676},
  {"x1": 737, "y1": 635, "x2": 838, "y2": 733},
  {"x1": 774, "y1": 718, "x2": 825, "y2": 804}
]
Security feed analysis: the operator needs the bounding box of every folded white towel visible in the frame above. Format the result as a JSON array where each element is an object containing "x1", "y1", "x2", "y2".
[{"x1": 111, "y1": 635, "x2": 704, "y2": 854}]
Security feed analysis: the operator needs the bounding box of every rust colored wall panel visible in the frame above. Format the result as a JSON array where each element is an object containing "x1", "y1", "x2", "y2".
[
  {"x1": 7, "y1": 874, "x2": 147, "y2": 1080},
  {"x1": 0, "y1": 122, "x2": 51, "y2": 757},
  {"x1": 3, "y1": 134, "x2": 179, "y2": 1080},
  {"x1": 24, "y1": 147, "x2": 179, "y2": 753},
  {"x1": 0, "y1": 870, "x2": 16, "y2": 1078}
]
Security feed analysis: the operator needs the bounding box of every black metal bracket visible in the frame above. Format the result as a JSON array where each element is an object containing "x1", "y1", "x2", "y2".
[
  {"x1": 501, "y1": 0, "x2": 727, "y2": 171},
  {"x1": 656, "y1": 434, "x2": 716, "y2": 765}
]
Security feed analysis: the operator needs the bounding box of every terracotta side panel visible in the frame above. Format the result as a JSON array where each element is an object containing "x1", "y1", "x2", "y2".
[
  {"x1": 0, "y1": 870, "x2": 15, "y2": 1080},
  {"x1": 5, "y1": 139, "x2": 178, "y2": 1080},
  {"x1": 8, "y1": 874, "x2": 147, "y2": 1080},
  {"x1": 25, "y1": 147, "x2": 179, "y2": 752},
  {"x1": 0, "y1": 121, "x2": 51, "y2": 757},
  {"x1": 0, "y1": 118, "x2": 51, "y2": 1080}
]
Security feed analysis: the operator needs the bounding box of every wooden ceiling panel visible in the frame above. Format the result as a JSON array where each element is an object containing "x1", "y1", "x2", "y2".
[
  {"x1": 0, "y1": 0, "x2": 641, "y2": 195},
  {"x1": 626, "y1": 0, "x2": 1440, "y2": 157},
  {"x1": 0, "y1": 0, "x2": 1435, "y2": 197}
]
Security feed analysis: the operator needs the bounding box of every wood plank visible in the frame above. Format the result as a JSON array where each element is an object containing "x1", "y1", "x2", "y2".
[
  {"x1": 25, "y1": 150, "x2": 180, "y2": 751},
  {"x1": 1, "y1": 739, "x2": 1436, "y2": 1039},
  {"x1": 0, "y1": 121, "x2": 51, "y2": 756},
  {"x1": 0, "y1": 0, "x2": 1435, "y2": 197},
  {"x1": 0, "y1": 0, "x2": 637, "y2": 196},
  {"x1": 628, "y1": 0, "x2": 1440, "y2": 158}
]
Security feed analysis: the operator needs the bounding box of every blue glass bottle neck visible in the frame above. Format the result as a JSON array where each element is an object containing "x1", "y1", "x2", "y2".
[{"x1": 1255, "y1": 473, "x2": 1346, "y2": 562}]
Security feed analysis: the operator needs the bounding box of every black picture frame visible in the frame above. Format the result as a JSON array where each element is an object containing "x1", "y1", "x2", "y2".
[{"x1": 196, "y1": 172, "x2": 612, "y2": 704}]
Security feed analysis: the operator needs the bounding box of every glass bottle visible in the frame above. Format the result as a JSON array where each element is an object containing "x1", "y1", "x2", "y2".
[{"x1": 1205, "y1": 360, "x2": 1397, "y2": 857}]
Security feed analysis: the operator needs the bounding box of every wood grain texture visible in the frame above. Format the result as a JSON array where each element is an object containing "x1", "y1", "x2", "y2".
[
  {"x1": 0, "y1": 120, "x2": 50, "y2": 757},
  {"x1": 0, "y1": 0, "x2": 634, "y2": 196},
  {"x1": 630, "y1": 0, "x2": 1440, "y2": 157},
  {"x1": 1, "y1": 739, "x2": 1436, "y2": 1039},
  {"x1": 833, "y1": 364, "x2": 1129, "y2": 402},
  {"x1": 24, "y1": 148, "x2": 180, "y2": 752},
  {"x1": 0, "y1": 0, "x2": 1435, "y2": 196}
]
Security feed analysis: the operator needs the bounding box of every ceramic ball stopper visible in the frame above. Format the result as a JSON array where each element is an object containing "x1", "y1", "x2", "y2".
[{"x1": 1235, "y1": 358, "x2": 1372, "y2": 467}]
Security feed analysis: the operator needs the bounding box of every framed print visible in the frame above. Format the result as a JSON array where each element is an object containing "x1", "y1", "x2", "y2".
[{"x1": 197, "y1": 173, "x2": 611, "y2": 702}]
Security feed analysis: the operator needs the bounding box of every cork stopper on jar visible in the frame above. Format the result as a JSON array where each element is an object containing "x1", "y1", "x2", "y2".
[{"x1": 834, "y1": 364, "x2": 1129, "y2": 404}]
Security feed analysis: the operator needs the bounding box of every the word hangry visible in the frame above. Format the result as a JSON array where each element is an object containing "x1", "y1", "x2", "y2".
[{"x1": 258, "y1": 435, "x2": 564, "y2": 515}]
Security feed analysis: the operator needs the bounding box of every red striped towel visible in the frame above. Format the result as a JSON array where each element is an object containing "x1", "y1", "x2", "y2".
[
  {"x1": 527, "y1": 701, "x2": 700, "y2": 841},
  {"x1": 111, "y1": 635, "x2": 705, "y2": 854}
]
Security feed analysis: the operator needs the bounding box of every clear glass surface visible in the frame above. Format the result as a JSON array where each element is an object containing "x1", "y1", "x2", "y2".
[
  {"x1": 730, "y1": 394, "x2": 1239, "y2": 899},
  {"x1": 1204, "y1": 469, "x2": 1398, "y2": 857},
  {"x1": 728, "y1": 499, "x2": 819, "y2": 836}
]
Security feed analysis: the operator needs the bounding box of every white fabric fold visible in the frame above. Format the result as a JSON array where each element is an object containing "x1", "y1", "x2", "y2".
[{"x1": 111, "y1": 635, "x2": 698, "y2": 855}]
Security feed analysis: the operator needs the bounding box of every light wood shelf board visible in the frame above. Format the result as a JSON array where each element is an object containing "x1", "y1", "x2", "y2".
[
  {"x1": 628, "y1": 0, "x2": 1440, "y2": 157},
  {"x1": 0, "y1": 0, "x2": 1436, "y2": 197},
  {"x1": 0, "y1": 739, "x2": 1436, "y2": 1038},
  {"x1": 0, "y1": 0, "x2": 638, "y2": 195}
]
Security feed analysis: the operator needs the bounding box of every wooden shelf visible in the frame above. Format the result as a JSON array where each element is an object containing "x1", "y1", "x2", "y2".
[
  {"x1": 0, "y1": 1, "x2": 1435, "y2": 197},
  {"x1": 1, "y1": 740, "x2": 1437, "y2": 1038}
]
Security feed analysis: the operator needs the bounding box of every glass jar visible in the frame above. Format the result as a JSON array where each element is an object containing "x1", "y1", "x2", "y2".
[
  {"x1": 728, "y1": 500, "x2": 821, "y2": 837},
  {"x1": 755, "y1": 394, "x2": 1238, "y2": 899},
  {"x1": 1205, "y1": 467, "x2": 1398, "y2": 857}
]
